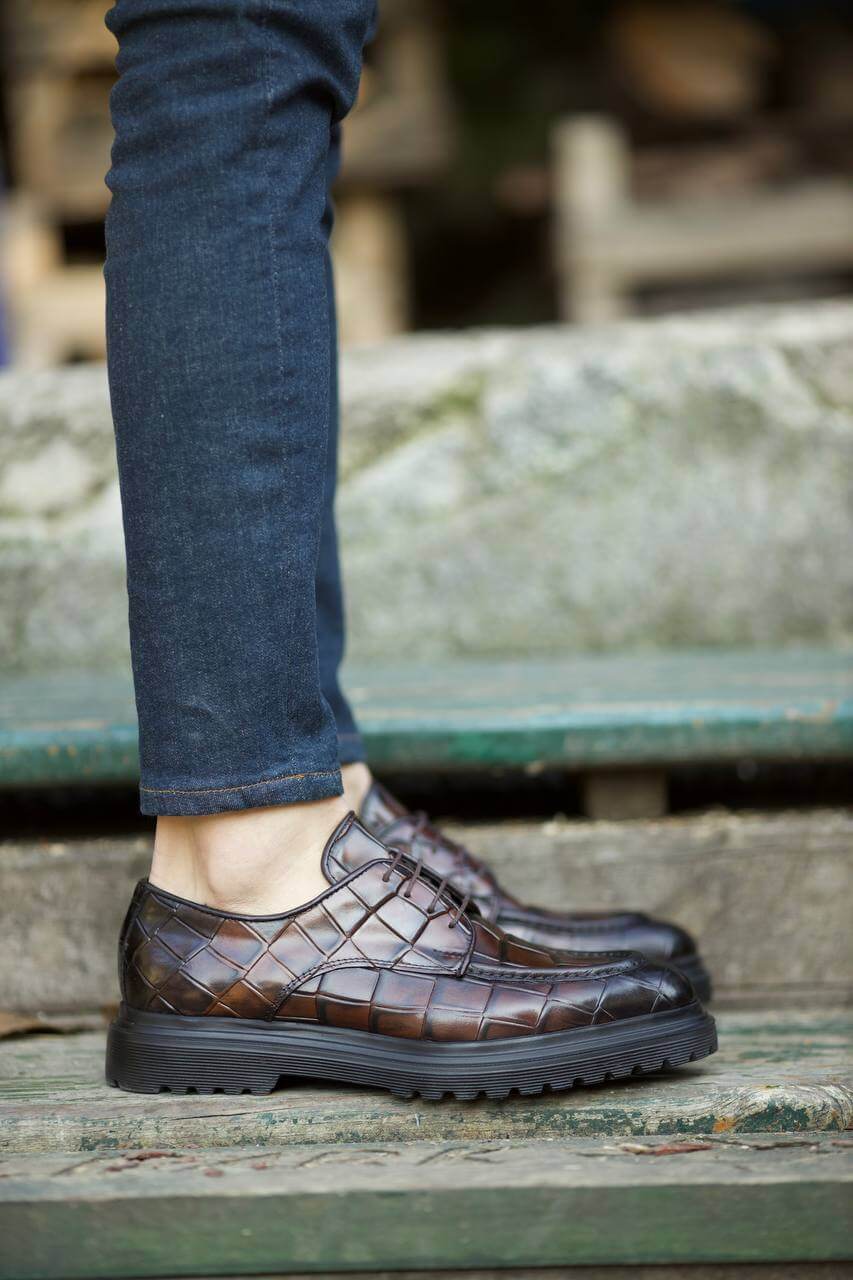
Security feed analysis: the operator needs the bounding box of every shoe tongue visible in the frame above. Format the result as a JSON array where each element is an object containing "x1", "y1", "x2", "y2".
[
  {"x1": 321, "y1": 812, "x2": 393, "y2": 884},
  {"x1": 359, "y1": 783, "x2": 502, "y2": 916},
  {"x1": 360, "y1": 781, "x2": 408, "y2": 831}
]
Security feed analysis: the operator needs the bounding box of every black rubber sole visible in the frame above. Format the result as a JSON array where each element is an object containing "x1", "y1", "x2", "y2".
[
  {"x1": 674, "y1": 953, "x2": 713, "y2": 1004},
  {"x1": 106, "y1": 1001, "x2": 717, "y2": 1101}
]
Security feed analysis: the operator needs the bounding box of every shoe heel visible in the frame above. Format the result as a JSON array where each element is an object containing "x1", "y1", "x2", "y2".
[{"x1": 105, "y1": 1012, "x2": 281, "y2": 1095}]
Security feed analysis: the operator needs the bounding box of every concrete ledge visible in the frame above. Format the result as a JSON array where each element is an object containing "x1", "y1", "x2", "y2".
[{"x1": 2, "y1": 301, "x2": 853, "y2": 672}]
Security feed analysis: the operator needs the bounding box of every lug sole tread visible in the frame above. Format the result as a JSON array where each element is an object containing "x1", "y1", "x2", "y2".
[{"x1": 105, "y1": 1006, "x2": 717, "y2": 1100}]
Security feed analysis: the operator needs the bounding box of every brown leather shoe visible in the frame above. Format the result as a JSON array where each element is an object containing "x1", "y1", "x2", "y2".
[
  {"x1": 360, "y1": 783, "x2": 713, "y2": 1002},
  {"x1": 106, "y1": 814, "x2": 716, "y2": 1099}
]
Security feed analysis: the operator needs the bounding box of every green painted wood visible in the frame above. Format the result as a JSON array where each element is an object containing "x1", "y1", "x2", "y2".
[
  {"x1": 131, "y1": 1269, "x2": 853, "y2": 1280},
  {"x1": 1, "y1": 1137, "x2": 850, "y2": 1278},
  {"x1": 1, "y1": 1012, "x2": 850, "y2": 1154},
  {"x1": 1, "y1": 649, "x2": 852, "y2": 789}
]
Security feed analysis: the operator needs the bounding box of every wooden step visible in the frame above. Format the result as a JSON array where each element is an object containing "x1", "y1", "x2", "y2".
[
  {"x1": 1, "y1": 1135, "x2": 850, "y2": 1279},
  {"x1": 2, "y1": 1011, "x2": 850, "y2": 1154},
  {"x1": 2, "y1": 650, "x2": 851, "y2": 795},
  {"x1": 3, "y1": 811, "x2": 851, "y2": 1013}
]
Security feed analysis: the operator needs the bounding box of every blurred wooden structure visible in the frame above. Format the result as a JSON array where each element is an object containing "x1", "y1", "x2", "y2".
[
  {"x1": 2, "y1": 0, "x2": 114, "y2": 365},
  {"x1": 335, "y1": 0, "x2": 453, "y2": 343},
  {"x1": 1, "y1": 0, "x2": 452, "y2": 365},
  {"x1": 1, "y1": 197, "x2": 106, "y2": 367},
  {"x1": 554, "y1": 114, "x2": 853, "y2": 323}
]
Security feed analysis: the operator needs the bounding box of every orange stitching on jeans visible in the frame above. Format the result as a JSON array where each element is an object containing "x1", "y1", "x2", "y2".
[{"x1": 140, "y1": 767, "x2": 340, "y2": 797}]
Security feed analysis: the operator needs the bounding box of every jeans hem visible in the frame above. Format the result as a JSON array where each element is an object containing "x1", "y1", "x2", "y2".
[
  {"x1": 337, "y1": 731, "x2": 367, "y2": 766},
  {"x1": 139, "y1": 766, "x2": 343, "y2": 817}
]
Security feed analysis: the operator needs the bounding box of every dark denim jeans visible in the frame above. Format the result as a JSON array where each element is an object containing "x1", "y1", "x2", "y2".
[{"x1": 105, "y1": 0, "x2": 375, "y2": 816}]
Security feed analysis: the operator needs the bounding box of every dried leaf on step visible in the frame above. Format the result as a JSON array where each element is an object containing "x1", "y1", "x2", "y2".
[
  {"x1": 0, "y1": 1012, "x2": 58, "y2": 1040},
  {"x1": 620, "y1": 1141, "x2": 713, "y2": 1156},
  {"x1": 0, "y1": 1010, "x2": 108, "y2": 1039}
]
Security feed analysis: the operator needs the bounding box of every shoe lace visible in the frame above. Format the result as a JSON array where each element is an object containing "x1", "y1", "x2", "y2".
[{"x1": 381, "y1": 843, "x2": 471, "y2": 929}]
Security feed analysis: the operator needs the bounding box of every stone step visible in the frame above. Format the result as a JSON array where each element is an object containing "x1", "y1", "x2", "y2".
[
  {"x1": 1, "y1": 1135, "x2": 850, "y2": 1279},
  {"x1": 3, "y1": 811, "x2": 850, "y2": 1012},
  {"x1": 1, "y1": 1011, "x2": 850, "y2": 1154},
  {"x1": 4, "y1": 303, "x2": 853, "y2": 679},
  {"x1": 2, "y1": 652, "x2": 852, "y2": 809}
]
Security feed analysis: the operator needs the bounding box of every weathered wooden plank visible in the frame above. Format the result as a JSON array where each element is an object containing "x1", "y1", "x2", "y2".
[
  {"x1": 1, "y1": 650, "x2": 851, "y2": 789},
  {"x1": 1, "y1": 1137, "x2": 850, "y2": 1278},
  {"x1": 4, "y1": 811, "x2": 850, "y2": 1013},
  {"x1": 553, "y1": 115, "x2": 853, "y2": 322},
  {"x1": 452, "y1": 811, "x2": 853, "y2": 1008},
  {"x1": 1, "y1": 1013, "x2": 850, "y2": 1154},
  {"x1": 566, "y1": 180, "x2": 853, "y2": 282},
  {"x1": 145, "y1": 1268, "x2": 853, "y2": 1280}
]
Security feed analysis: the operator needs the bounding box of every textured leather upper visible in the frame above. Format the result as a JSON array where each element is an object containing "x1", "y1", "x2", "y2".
[
  {"x1": 360, "y1": 784, "x2": 697, "y2": 961},
  {"x1": 119, "y1": 814, "x2": 693, "y2": 1041}
]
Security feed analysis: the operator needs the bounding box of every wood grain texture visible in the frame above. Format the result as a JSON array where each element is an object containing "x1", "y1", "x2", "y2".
[
  {"x1": 140, "y1": 1269, "x2": 853, "y2": 1280},
  {"x1": 1, "y1": 1012, "x2": 849, "y2": 1154},
  {"x1": 1, "y1": 1136, "x2": 850, "y2": 1278},
  {"x1": 447, "y1": 810, "x2": 853, "y2": 1004},
  {"x1": 1, "y1": 649, "x2": 851, "y2": 788}
]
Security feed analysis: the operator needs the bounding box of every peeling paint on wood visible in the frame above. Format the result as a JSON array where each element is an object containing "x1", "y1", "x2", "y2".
[
  {"x1": 1, "y1": 1136, "x2": 850, "y2": 1278},
  {"x1": 0, "y1": 1011, "x2": 849, "y2": 1155},
  {"x1": 1, "y1": 650, "x2": 852, "y2": 789}
]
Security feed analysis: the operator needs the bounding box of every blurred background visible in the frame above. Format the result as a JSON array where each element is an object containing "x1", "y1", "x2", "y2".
[{"x1": 2, "y1": 0, "x2": 853, "y2": 362}]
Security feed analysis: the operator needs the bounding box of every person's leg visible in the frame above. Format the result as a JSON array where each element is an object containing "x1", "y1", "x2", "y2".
[
  {"x1": 315, "y1": 121, "x2": 373, "y2": 816},
  {"x1": 105, "y1": 0, "x2": 376, "y2": 911}
]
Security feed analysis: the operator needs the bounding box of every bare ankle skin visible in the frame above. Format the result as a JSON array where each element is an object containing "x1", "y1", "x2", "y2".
[
  {"x1": 341, "y1": 761, "x2": 373, "y2": 813},
  {"x1": 150, "y1": 794, "x2": 351, "y2": 915}
]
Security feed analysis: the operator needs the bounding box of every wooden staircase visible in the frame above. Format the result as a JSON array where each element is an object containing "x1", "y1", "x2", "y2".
[{"x1": 1, "y1": 650, "x2": 851, "y2": 1277}]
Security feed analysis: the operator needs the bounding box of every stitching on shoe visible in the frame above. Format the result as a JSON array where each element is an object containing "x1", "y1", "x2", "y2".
[
  {"x1": 501, "y1": 916, "x2": 641, "y2": 936},
  {"x1": 467, "y1": 959, "x2": 641, "y2": 983}
]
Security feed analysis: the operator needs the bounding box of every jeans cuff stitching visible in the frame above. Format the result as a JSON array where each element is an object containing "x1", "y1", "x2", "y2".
[{"x1": 140, "y1": 767, "x2": 340, "y2": 798}]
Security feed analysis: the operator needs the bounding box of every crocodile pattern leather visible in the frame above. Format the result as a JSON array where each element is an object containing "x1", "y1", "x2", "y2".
[
  {"x1": 119, "y1": 815, "x2": 692, "y2": 1041},
  {"x1": 360, "y1": 783, "x2": 697, "y2": 962},
  {"x1": 489, "y1": 903, "x2": 695, "y2": 961},
  {"x1": 320, "y1": 814, "x2": 654, "y2": 972}
]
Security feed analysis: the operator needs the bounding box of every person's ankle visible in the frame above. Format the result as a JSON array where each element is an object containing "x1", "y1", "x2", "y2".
[
  {"x1": 150, "y1": 794, "x2": 350, "y2": 914},
  {"x1": 341, "y1": 761, "x2": 373, "y2": 814}
]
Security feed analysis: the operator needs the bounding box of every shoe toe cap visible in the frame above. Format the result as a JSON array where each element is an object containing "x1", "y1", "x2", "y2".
[
  {"x1": 634, "y1": 959, "x2": 699, "y2": 1011},
  {"x1": 544, "y1": 959, "x2": 699, "y2": 1029},
  {"x1": 576, "y1": 957, "x2": 699, "y2": 1022}
]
